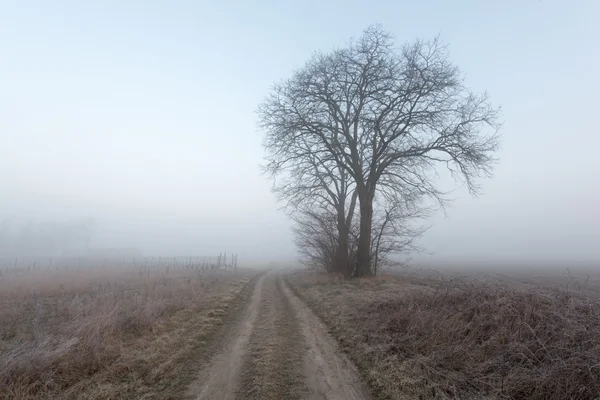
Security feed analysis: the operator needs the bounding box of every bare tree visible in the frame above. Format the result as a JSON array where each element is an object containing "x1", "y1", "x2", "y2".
[
  {"x1": 292, "y1": 206, "x2": 339, "y2": 273},
  {"x1": 263, "y1": 108, "x2": 358, "y2": 276},
  {"x1": 259, "y1": 25, "x2": 500, "y2": 277},
  {"x1": 370, "y1": 198, "x2": 429, "y2": 275}
]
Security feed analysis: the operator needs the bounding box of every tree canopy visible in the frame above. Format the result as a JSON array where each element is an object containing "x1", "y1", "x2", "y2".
[{"x1": 261, "y1": 25, "x2": 500, "y2": 277}]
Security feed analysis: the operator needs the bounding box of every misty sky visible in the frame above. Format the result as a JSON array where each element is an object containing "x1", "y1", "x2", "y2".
[{"x1": 2, "y1": 1, "x2": 599, "y2": 265}]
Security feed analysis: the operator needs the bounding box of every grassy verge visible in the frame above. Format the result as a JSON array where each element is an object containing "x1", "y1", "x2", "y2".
[
  {"x1": 0, "y1": 266, "x2": 258, "y2": 399},
  {"x1": 286, "y1": 270, "x2": 600, "y2": 400}
]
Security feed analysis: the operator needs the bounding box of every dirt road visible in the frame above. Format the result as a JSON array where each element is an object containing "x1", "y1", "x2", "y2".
[{"x1": 186, "y1": 271, "x2": 371, "y2": 400}]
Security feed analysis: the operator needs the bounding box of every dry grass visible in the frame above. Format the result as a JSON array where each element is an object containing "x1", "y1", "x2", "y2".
[
  {"x1": 0, "y1": 266, "x2": 258, "y2": 399},
  {"x1": 287, "y1": 270, "x2": 600, "y2": 400}
]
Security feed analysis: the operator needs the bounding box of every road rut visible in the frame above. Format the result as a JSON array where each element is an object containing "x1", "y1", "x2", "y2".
[{"x1": 186, "y1": 271, "x2": 371, "y2": 400}]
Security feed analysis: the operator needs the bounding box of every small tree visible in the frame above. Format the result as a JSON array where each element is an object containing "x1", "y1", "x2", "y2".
[
  {"x1": 370, "y1": 198, "x2": 429, "y2": 275},
  {"x1": 292, "y1": 207, "x2": 339, "y2": 273}
]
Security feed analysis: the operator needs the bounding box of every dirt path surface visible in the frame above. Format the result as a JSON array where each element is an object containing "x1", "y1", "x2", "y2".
[
  {"x1": 186, "y1": 271, "x2": 371, "y2": 400},
  {"x1": 186, "y1": 274, "x2": 266, "y2": 400}
]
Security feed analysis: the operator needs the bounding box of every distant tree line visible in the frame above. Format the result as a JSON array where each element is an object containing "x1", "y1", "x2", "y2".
[
  {"x1": 260, "y1": 25, "x2": 500, "y2": 277},
  {"x1": 0, "y1": 219, "x2": 94, "y2": 257}
]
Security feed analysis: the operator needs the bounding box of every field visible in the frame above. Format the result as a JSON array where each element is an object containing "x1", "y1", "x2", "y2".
[
  {"x1": 0, "y1": 265, "x2": 370, "y2": 400},
  {"x1": 285, "y1": 267, "x2": 600, "y2": 400},
  {"x1": 0, "y1": 263, "x2": 258, "y2": 400},
  {"x1": 2, "y1": 262, "x2": 600, "y2": 400}
]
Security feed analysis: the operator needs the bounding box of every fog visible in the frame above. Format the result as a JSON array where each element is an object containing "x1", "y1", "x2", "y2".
[{"x1": 2, "y1": 1, "x2": 599, "y2": 267}]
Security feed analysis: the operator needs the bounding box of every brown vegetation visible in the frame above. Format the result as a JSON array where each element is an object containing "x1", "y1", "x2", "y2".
[
  {"x1": 0, "y1": 266, "x2": 257, "y2": 399},
  {"x1": 287, "y1": 270, "x2": 600, "y2": 400}
]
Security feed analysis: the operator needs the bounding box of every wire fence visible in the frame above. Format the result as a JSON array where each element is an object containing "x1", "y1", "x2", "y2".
[{"x1": 0, "y1": 253, "x2": 239, "y2": 274}]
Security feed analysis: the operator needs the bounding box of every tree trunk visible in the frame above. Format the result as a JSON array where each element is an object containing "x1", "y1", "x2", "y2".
[
  {"x1": 355, "y1": 194, "x2": 374, "y2": 277},
  {"x1": 336, "y1": 220, "x2": 350, "y2": 277}
]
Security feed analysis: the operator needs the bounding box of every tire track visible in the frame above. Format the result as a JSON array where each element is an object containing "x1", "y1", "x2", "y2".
[
  {"x1": 280, "y1": 275, "x2": 372, "y2": 400},
  {"x1": 186, "y1": 273, "x2": 266, "y2": 400}
]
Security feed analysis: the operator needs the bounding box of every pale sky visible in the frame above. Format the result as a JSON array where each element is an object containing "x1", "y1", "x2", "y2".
[{"x1": 1, "y1": 0, "x2": 599, "y2": 266}]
